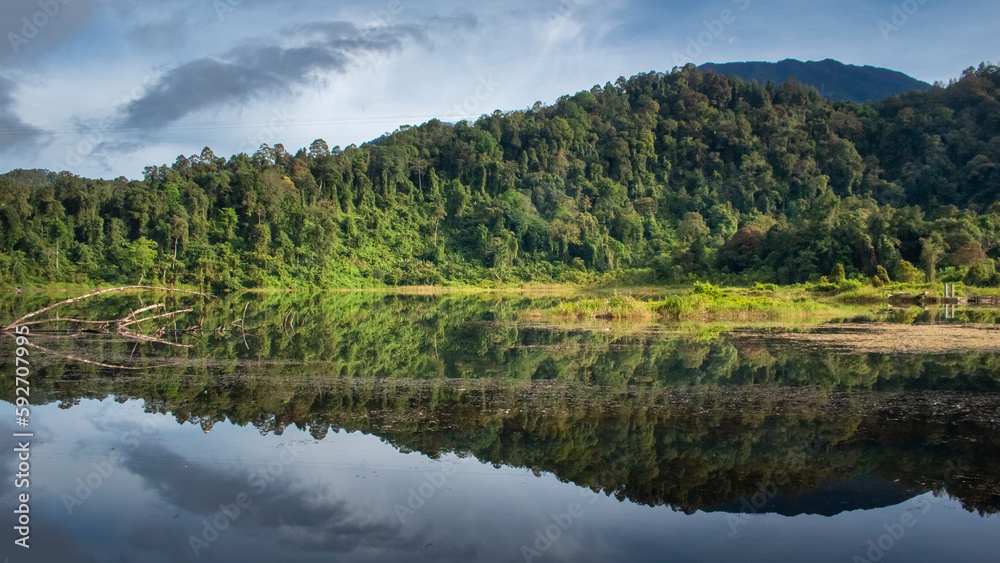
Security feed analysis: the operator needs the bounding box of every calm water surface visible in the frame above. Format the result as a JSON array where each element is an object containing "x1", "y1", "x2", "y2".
[{"x1": 1, "y1": 291, "x2": 998, "y2": 562}]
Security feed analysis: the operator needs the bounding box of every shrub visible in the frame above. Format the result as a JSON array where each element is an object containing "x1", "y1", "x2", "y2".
[
  {"x1": 874, "y1": 265, "x2": 891, "y2": 286},
  {"x1": 892, "y1": 260, "x2": 925, "y2": 284},
  {"x1": 838, "y1": 279, "x2": 863, "y2": 291},
  {"x1": 692, "y1": 281, "x2": 724, "y2": 298},
  {"x1": 809, "y1": 281, "x2": 839, "y2": 292},
  {"x1": 829, "y1": 263, "x2": 846, "y2": 284},
  {"x1": 965, "y1": 259, "x2": 997, "y2": 286}
]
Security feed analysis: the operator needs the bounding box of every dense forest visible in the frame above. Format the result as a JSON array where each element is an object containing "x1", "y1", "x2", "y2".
[{"x1": 1, "y1": 63, "x2": 999, "y2": 290}]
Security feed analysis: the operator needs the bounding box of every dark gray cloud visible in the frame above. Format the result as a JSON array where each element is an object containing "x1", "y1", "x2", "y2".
[
  {"x1": 0, "y1": 75, "x2": 47, "y2": 152},
  {"x1": 121, "y1": 441, "x2": 431, "y2": 558},
  {"x1": 117, "y1": 21, "x2": 427, "y2": 131},
  {"x1": 0, "y1": 0, "x2": 97, "y2": 62}
]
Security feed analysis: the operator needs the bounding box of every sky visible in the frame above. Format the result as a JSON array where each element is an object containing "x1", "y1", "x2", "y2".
[{"x1": 0, "y1": 0, "x2": 997, "y2": 179}]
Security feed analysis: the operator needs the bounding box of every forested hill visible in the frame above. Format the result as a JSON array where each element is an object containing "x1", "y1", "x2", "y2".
[
  {"x1": 698, "y1": 59, "x2": 931, "y2": 103},
  {"x1": 1, "y1": 63, "x2": 999, "y2": 290}
]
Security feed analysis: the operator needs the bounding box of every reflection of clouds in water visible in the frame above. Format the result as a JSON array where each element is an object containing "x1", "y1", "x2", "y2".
[
  {"x1": 0, "y1": 437, "x2": 14, "y2": 505},
  {"x1": 67, "y1": 412, "x2": 162, "y2": 457},
  {"x1": 0, "y1": 419, "x2": 84, "y2": 562},
  {"x1": 4, "y1": 399, "x2": 492, "y2": 562},
  {"x1": 118, "y1": 441, "x2": 466, "y2": 560},
  {"x1": 123, "y1": 518, "x2": 198, "y2": 563},
  {"x1": 0, "y1": 419, "x2": 26, "y2": 518}
]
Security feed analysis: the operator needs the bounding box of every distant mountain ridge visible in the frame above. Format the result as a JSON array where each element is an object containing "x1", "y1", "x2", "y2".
[{"x1": 698, "y1": 59, "x2": 931, "y2": 102}]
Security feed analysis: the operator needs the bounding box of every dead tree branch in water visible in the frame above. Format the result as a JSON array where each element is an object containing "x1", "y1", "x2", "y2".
[
  {"x1": 1, "y1": 286, "x2": 210, "y2": 330},
  {"x1": 118, "y1": 329, "x2": 194, "y2": 349},
  {"x1": 119, "y1": 309, "x2": 192, "y2": 330},
  {"x1": 1, "y1": 287, "x2": 205, "y2": 365},
  {"x1": 124, "y1": 303, "x2": 166, "y2": 321}
]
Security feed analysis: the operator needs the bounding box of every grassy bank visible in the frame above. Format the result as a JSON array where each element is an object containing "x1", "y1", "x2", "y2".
[
  {"x1": 541, "y1": 278, "x2": 1000, "y2": 322},
  {"x1": 540, "y1": 282, "x2": 855, "y2": 321}
]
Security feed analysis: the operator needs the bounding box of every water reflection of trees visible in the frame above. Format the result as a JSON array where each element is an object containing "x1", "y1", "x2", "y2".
[
  {"x1": 4, "y1": 291, "x2": 1000, "y2": 389},
  {"x1": 2, "y1": 291, "x2": 999, "y2": 515}
]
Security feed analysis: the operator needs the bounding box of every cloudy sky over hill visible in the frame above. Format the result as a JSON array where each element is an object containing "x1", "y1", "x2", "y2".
[{"x1": 1, "y1": 0, "x2": 996, "y2": 178}]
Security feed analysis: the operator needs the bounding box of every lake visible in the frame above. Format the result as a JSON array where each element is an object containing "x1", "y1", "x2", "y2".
[{"x1": 1, "y1": 290, "x2": 998, "y2": 562}]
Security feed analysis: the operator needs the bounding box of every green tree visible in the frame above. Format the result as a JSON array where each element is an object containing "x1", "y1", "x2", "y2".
[
  {"x1": 124, "y1": 237, "x2": 157, "y2": 282},
  {"x1": 920, "y1": 233, "x2": 946, "y2": 283},
  {"x1": 892, "y1": 260, "x2": 924, "y2": 284},
  {"x1": 964, "y1": 259, "x2": 997, "y2": 286},
  {"x1": 874, "y1": 265, "x2": 891, "y2": 286},
  {"x1": 829, "y1": 263, "x2": 846, "y2": 284}
]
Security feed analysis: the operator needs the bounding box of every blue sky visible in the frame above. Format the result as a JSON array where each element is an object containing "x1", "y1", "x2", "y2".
[{"x1": 0, "y1": 0, "x2": 996, "y2": 179}]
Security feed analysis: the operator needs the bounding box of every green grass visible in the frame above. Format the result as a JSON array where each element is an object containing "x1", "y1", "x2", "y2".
[
  {"x1": 540, "y1": 283, "x2": 853, "y2": 322},
  {"x1": 553, "y1": 294, "x2": 654, "y2": 319},
  {"x1": 651, "y1": 290, "x2": 840, "y2": 321}
]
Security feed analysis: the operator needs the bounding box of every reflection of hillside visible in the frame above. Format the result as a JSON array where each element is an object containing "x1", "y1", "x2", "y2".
[
  {"x1": 705, "y1": 475, "x2": 926, "y2": 517},
  {"x1": 2, "y1": 291, "x2": 999, "y2": 515},
  {"x1": 6, "y1": 367, "x2": 1000, "y2": 517}
]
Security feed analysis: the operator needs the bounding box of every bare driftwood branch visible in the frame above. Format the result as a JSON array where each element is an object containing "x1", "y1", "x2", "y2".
[
  {"x1": 119, "y1": 329, "x2": 194, "y2": 349},
  {"x1": 119, "y1": 309, "x2": 193, "y2": 329},
  {"x1": 1, "y1": 286, "x2": 210, "y2": 330},
  {"x1": 128, "y1": 309, "x2": 144, "y2": 335},
  {"x1": 123, "y1": 303, "x2": 165, "y2": 322},
  {"x1": 2, "y1": 286, "x2": 209, "y2": 367},
  {"x1": 231, "y1": 302, "x2": 251, "y2": 328},
  {"x1": 240, "y1": 302, "x2": 250, "y2": 350}
]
